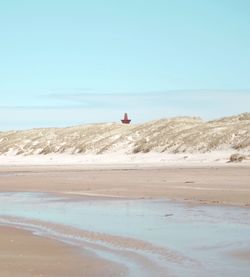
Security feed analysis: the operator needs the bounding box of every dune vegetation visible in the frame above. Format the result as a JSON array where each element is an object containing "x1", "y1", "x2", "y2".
[{"x1": 0, "y1": 113, "x2": 249, "y2": 156}]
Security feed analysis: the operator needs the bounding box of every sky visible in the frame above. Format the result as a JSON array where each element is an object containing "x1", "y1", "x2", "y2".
[{"x1": 0, "y1": 0, "x2": 250, "y2": 130}]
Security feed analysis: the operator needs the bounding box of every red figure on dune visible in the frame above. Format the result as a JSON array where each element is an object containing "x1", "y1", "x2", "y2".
[{"x1": 121, "y1": 113, "x2": 131, "y2": 124}]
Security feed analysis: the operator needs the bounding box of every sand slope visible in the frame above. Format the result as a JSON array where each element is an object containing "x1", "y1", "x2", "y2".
[{"x1": 0, "y1": 113, "x2": 249, "y2": 156}]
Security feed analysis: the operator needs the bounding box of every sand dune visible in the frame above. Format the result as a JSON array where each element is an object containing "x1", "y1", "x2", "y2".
[{"x1": 0, "y1": 113, "x2": 249, "y2": 157}]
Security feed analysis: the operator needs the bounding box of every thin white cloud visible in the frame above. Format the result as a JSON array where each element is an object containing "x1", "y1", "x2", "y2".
[{"x1": 0, "y1": 90, "x2": 249, "y2": 130}]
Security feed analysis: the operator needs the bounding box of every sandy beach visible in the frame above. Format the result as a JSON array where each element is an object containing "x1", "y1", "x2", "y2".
[
  {"x1": 0, "y1": 165, "x2": 250, "y2": 276},
  {"x1": 0, "y1": 165, "x2": 249, "y2": 206},
  {"x1": 0, "y1": 226, "x2": 123, "y2": 277},
  {"x1": 1, "y1": 0, "x2": 249, "y2": 274}
]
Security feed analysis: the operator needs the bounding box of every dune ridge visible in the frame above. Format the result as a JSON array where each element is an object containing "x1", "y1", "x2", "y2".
[{"x1": 0, "y1": 113, "x2": 249, "y2": 156}]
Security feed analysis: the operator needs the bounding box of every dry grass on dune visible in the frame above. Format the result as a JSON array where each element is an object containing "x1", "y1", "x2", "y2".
[{"x1": 0, "y1": 113, "x2": 249, "y2": 155}]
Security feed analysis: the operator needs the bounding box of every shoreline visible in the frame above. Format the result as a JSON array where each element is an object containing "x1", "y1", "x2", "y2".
[
  {"x1": 0, "y1": 225, "x2": 123, "y2": 277},
  {"x1": 1, "y1": 192, "x2": 250, "y2": 277},
  {"x1": 0, "y1": 165, "x2": 249, "y2": 207},
  {"x1": 1, "y1": 183, "x2": 250, "y2": 276}
]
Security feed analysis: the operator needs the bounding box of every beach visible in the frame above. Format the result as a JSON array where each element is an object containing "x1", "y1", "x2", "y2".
[
  {"x1": 0, "y1": 226, "x2": 123, "y2": 277},
  {"x1": 1, "y1": 0, "x2": 249, "y2": 274},
  {"x1": 0, "y1": 164, "x2": 250, "y2": 276},
  {"x1": 0, "y1": 165, "x2": 250, "y2": 206}
]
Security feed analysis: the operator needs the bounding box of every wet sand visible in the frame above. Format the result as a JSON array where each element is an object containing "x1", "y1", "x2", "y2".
[
  {"x1": 230, "y1": 250, "x2": 250, "y2": 262},
  {"x1": 0, "y1": 165, "x2": 250, "y2": 276},
  {"x1": 0, "y1": 226, "x2": 123, "y2": 277},
  {"x1": 0, "y1": 166, "x2": 250, "y2": 206}
]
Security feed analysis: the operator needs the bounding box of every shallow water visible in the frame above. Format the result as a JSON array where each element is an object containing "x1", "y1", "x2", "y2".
[{"x1": 0, "y1": 192, "x2": 249, "y2": 277}]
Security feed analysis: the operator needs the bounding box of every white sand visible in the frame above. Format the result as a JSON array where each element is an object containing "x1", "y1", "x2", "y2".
[{"x1": 0, "y1": 151, "x2": 249, "y2": 168}]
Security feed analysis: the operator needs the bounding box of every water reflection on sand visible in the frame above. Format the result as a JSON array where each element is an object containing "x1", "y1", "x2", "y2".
[{"x1": 0, "y1": 192, "x2": 249, "y2": 277}]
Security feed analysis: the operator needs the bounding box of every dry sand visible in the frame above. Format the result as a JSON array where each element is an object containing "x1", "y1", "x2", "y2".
[
  {"x1": 0, "y1": 166, "x2": 250, "y2": 207},
  {"x1": 0, "y1": 226, "x2": 123, "y2": 277}
]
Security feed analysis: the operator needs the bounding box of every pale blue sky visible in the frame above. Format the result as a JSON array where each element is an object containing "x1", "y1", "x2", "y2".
[{"x1": 0, "y1": 0, "x2": 249, "y2": 130}]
